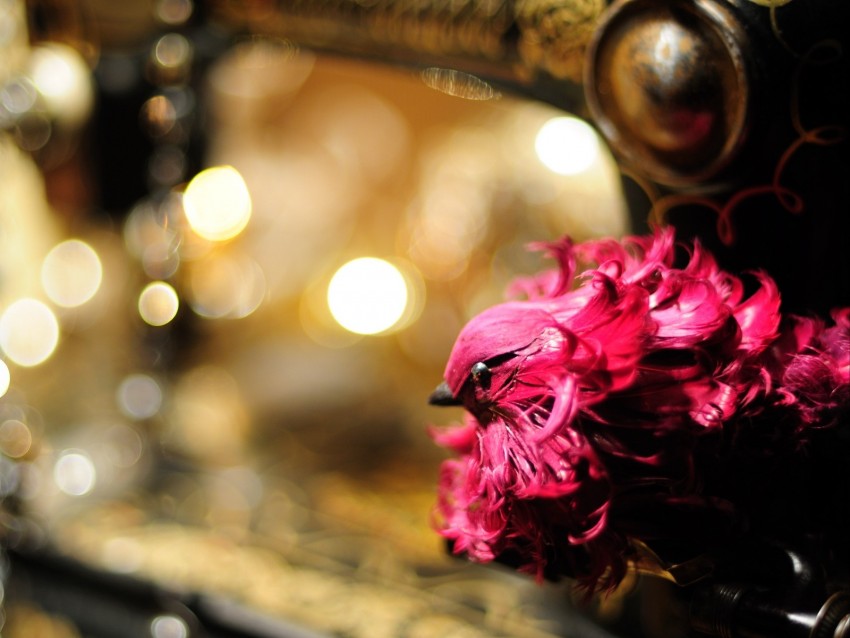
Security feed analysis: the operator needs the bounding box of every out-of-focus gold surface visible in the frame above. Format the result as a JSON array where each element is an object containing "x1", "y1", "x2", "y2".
[
  {"x1": 53, "y1": 493, "x2": 571, "y2": 637},
  {"x1": 209, "y1": 0, "x2": 605, "y2": 111},
  {"x1": 4, "y1": 603, "x2": 82, "y2": 638},
  {"x1": 1, "y1": 2, "x2": 629, "y2": 636}
]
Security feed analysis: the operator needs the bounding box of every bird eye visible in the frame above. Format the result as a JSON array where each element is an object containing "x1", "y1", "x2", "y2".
[{"x1": 470, "y1": 362, "x2": 491, "y2": 389}]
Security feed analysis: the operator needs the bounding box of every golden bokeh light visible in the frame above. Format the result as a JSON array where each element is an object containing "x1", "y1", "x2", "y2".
[
  {"x1": 187, "y1": 252, "x2": 267, "y2": 319},
  {"x1": 28, "y1": 42, "x2": 94, "y2": 127},
  {"x1": 534, "y1": 116, "x2": 601, "y2": 176},
  {"x1": 0, "y1": 359, "x2": 9, "y2": 398},
  {"x1": 0, "y1": 419, "x2": 32, "y2": 458},
  {"x1": 124, "y1": 197, "x2": 188, "y2": 278},
  {"x1": 299, "y1": 278, "x2": 362, "y2": 348},
  {"x1": 305, "y1": 84, "x2": 411, "y2": 185},
  {"x1": 138, "y1": 281, "x2": 180, "y2": 327},
  {"x1": 183, "y1": 165, "x2": 252, "y2": 241},
  {"x1": 140, "y1": 94, "x2": 178, "y2": 138},
  {"x1": 41, "y1": 239, "x2": 104, "y2": 308},
  {"x1": 407, "y1": 186, "x2": 489, "y2": 281},
  {"x1": 327, "y1": 258, "x2": 409, "y2": 335},
  {"x1": 155, "y1": 0, "x2": 194, "y2": 25},
  {"x1": 167, "y1": 365, "x2": 249, "y2": 463},
  {"x1": 102, "y1": 424, "x2": 145, "y2": 469},
  {"x1": 124, "y1": 200, "x2": 174, "y2": 259},
  {"x1": 0, "y1": 298, "x2": 60, "y2": 367},
  {"x1": 53, "y1": 450, "x2": 97, "y2": 497},
  {"x1": 101, "y1": 536, "x2": 144, "y2": 574}
]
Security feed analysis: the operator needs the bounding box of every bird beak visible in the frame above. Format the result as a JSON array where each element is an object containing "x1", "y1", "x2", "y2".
[{"x1": 428, "y1": 381, "x2": 461, "y2": 406}]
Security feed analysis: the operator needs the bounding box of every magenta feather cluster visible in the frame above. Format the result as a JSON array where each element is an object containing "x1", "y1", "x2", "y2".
[{"x1": 430, "y1": 228, "x2": 849, "y2": 592}]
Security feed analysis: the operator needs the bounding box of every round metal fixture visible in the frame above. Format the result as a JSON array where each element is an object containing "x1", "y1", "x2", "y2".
[{"x1": 585, "y1": 0, "x2": 751, "y2": 187}]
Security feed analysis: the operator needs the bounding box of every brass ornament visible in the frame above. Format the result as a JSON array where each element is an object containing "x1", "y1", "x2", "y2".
[{"x1": 585, "y1": 0, "x2": 751, "y2": 187}]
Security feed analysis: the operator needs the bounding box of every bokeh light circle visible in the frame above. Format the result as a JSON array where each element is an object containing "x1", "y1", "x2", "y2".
[
  {"x1": 327, "y1": 258, "x2": 409, "y2": 335},
  {"x1": 41, "y1": 239, "x2": 104, "y2": 307},
  {"x1": 0, "y1": 298, "x2": 60, "y2": 366},
  {"x1": 0, "y1": 360, "x2": 10, "y2": 398},
  {"x1": 53, "y1": 450, "x2": 97, "y2": 496},
  {"x1": 183, "y1": 166, "x2": 252, "y2": 241},
  {"x1": 138, "y1": 282, "x2": 180, "y2": 326},
  {"x1": 535, "y1": 116, "x2": 601, "y2": 175}
]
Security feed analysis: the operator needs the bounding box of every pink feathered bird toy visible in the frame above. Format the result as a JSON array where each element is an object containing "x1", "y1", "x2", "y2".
[{"x1": 429, "y1": 228, "x2": 850, "y2": 593}]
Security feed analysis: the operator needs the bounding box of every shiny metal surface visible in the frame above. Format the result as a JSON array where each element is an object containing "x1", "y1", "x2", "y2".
[
  {"x1": 209, "y1": 0, "x2": 607, "y2": 113},
  {"x1": 211, "y1": 0, "x2": 755, "y2": 187},
  {"x1": 586, "y1": 0, "x2": 750, "y2": 186}
]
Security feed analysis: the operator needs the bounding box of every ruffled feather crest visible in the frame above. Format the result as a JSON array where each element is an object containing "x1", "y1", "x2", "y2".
[{"x1": 431, "y1": 229, "x2": 849, "y2": 593}]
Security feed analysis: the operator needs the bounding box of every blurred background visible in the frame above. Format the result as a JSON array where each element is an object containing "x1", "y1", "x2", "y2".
[{"x1": 0, "y1": 0, "x2": 638, "y2": 635}]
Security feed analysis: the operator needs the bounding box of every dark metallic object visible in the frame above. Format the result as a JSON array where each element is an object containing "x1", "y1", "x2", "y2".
[
  {"x1": 691, "y1": 586, "x2": 850, "y2": 638},
  {"x1": 585, "y1": 0, "x2": 750, "y2": 186},
  {"x1": 6, "y1": 545, "x2": 326, "y2": 638},
  {"x1": 209, "y1": 0, "x2": 606, "y2": 114}
]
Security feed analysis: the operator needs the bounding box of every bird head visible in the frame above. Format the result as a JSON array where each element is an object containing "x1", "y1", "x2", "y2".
[{"x1": 429, "y1": 300, "x2": 586, "y2": 434}]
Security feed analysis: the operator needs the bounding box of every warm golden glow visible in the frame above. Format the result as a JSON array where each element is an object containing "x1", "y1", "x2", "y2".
[
  {"x1": 28, "y1": 43, "x2": 94, "y2": 126},
  {"x1": 138, "y1": 282, "x2": 180, "y2": 326},
  {"x1": 168, "y1": 365, "x2": 249, "y2": 463},
  {"x1": 155, "y1": 0, "x2": 194, "y2": 26},
  {"x1": 0, "y1": 419, "x2": 32, "y2": 458},
  {"x1": 102, "y1": 424, "x2": 145, "y2": 469},
  {"x1": 123, "y1": 198, "x2": 185, "y2": 278},
  {"x1": 101, "y1": 537, "x2": 144, "y2": 574},
  {"x1": 41, "y1": 239, "x2": 103, "y2": 308},
  {"x1": 187, "y1": 252, "x2": 267, "y2": 319},
  {"x1": 0, "y1": 298, "x2": 60, "y2": 366},
  {"x1": 327, "y1": 258, "x2": 409, "y2": 335},
  {"x1": 535, "y1": 116, "x2": 601, "y2": 175},
  {"x1": 53, "y1": 450, "x2": 97, "y2": 496},
  {"x1": 0, "y1": 359, "x2": 9, "y2": 398},
  {"x1": 183, "y1": 166, "x2": 252, "y2": 241}
]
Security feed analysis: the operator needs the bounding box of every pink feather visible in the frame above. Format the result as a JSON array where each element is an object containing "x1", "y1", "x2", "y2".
[{"x1": 430, "y1": 228, "x2": 850, "y2": 592}]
